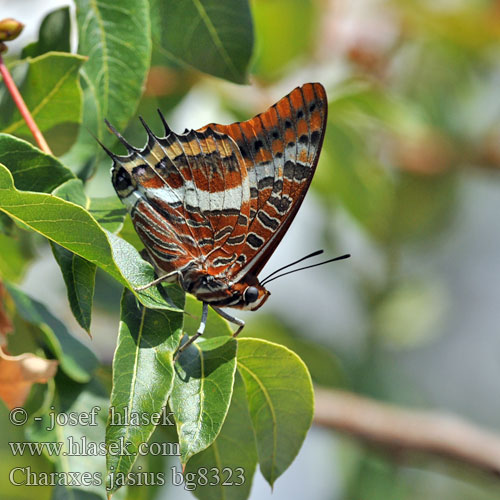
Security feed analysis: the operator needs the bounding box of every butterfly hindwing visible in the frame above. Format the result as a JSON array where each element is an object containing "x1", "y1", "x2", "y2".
[{"x1": 111, "y1": 126, "x2": 251, "y2": 276}]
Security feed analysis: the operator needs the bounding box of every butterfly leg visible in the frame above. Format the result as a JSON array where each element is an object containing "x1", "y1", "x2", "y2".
[
  {"x1": 134, "y1": 271, "x2": 178, "y2": 292},
  {"x1": 211, "y1": 307, "x2": 245, "y2": 337},
  {"x1": 174, "y1": 302, "x2": 208, "y2": 361}
]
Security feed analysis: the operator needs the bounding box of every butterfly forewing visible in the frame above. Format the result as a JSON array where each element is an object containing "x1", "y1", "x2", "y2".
[{"x1": 198, "y1": 82, "x2": 328, "y2": 280}]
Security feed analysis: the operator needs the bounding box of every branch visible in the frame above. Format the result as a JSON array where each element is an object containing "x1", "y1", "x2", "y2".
[
  {"x1": 0, "y1": 52, "x2": 52, "y2": 155},
  {"x1": 314, "y1": 387, "x2": 500, "y2": 475}
]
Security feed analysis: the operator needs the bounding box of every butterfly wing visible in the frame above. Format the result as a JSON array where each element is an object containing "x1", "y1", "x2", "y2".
[
  {"x1": 109, "y1": 126, "x2": 251, "y2": 276},
  {"x1": 198, "y1": 82, "x2": 328, "y2": 282},
  {"x1": 108, "y1": 82, "x2": 327, "y2": 285}
]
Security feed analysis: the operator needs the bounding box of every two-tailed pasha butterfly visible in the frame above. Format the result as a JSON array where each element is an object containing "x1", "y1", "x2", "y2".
[{"x1": 102, "y1": 83, "x2": 349, "y2": 356}]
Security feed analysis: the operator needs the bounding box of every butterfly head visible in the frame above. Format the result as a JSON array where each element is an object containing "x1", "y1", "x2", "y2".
[
  {"x1": 181, "y1": 267, "x2": 270, "y2": 311},
  {"x1": 228, "y1": 281, "x2": 270, "y2": 311}
]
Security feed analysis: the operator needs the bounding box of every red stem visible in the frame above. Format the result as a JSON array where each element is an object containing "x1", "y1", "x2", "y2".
[{"x1": 0, "y1": 52, "x2": 52, "y2": 155}]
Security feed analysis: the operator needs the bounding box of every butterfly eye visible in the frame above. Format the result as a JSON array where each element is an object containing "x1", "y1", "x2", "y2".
[
  {"x1": 244, "y1": 286, "x2": 259, "y2": 305},
  {"x1": 114, "y1": 167, "x2": 131, "y2": 191}
]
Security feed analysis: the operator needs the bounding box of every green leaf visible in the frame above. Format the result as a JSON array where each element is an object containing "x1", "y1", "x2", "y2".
[
  {"x1": 183, "y1": 294, "x2": 232, "y2": 338},
  {"x1": 185, "y1": 371, "x2": 257, "y2": 500},
  {"x1": 0, "y1": 137, "x2": 93, "y2": 313},
  {"x1": 106, "y1": 288, "x2": 183, "y2": 494},
  {"x1": 5, "y1": 282, "x2": 99, "y2": 383},
  {"x1": 242, "y1": 315, "x2": 346, "y2": 388},
  {"x1": 21, "y1": 6, "x2": 71, "y2": 58},
  {"x1": 0, "y1": 161, "x2": 182, "y2": 311},
  {"x1": 0, "y1": 53, "x2": 85, "y2": 143},
  {"x1": 106, "y1": 230, "x2": 184, "y2": 310},
  {"x1": 237, "y1": 338, "x2": 314, "y2": 487},
  {"x1": 171, "y1": 335, "x2": 238, "y2": 466},
  {"x1": 51, "y1": 177, "x2": 97, "y2": 334},
  {"x1": 89, "y1": 196, "x2": 127, "y2": 234},
  {"x1": 65, "y1": 0, "x2": 152, "y2": 169},
  {"x1": 0, "y1": 134, "x2": 75, "y2": 192},
  {"x1": 51, "y1": 243, "x2": 96, "y2": 334},
  {"x1": 152, "y1": 0, "x2": 254, "y2": 84},
  {"x1": 52, "y1": 178, "x2": 88, "y2": 207}
]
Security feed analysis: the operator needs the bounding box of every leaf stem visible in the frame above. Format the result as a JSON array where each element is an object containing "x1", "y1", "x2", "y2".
[{"x1": 0, "y1": 52, "x2": 52, "y2": 155}]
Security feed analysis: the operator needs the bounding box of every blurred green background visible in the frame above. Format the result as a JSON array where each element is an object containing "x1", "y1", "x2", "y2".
[{"x1": 2, "y1": 0, "x2": 500, "y2": 499}]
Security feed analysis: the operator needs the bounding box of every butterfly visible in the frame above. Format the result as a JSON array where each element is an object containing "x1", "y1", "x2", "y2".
[{"x1": 103, "y1": 82, "x2": 346, "y2": 355}]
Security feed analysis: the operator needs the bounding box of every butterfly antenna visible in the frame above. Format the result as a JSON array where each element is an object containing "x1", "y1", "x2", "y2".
[
  {"x1": 157, "y1": 108, "x2": 172, "y2": 136},
  {"x1": 104, "y1": 119, "x2": 138, "y2": 153},
  {"x1": 261, "y1": 253, "x2": 350, "y2": 286},
  {"x1": 261, "y1": 249, "x2": 324, "y2": 284}
]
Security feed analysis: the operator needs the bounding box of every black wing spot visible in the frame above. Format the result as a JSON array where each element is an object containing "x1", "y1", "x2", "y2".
[
  {"x1": 247, "y1": 233, "x2": 264, "y2": 249},
  {"x1": 285, "y1": 120, "x2": 293, "y2": 129},
  {"x1": 227, "y1": 234, "x2": 245, "y2": 245},
  {"x1": 297, "y1": 110, "x2": 304, "y2": 119},
  {"x1": 309, "y1": 103, "x2": 316, "y2": 112},
  {"x1": 299, "y1": 134, "x2": 308, "y2": 144},
  {"x1": 287, "y1": 141, "x2": 295, "y2": 148},
  {"x1": 293, "y1": 163, "x2": 310, "y2": 181},
  {"x1": 226, "y1": 154, "x2": 239, "y2": 173},
  {"x1": 258, "y1": 176, "x2": 274, "y2": 189},
  {"x1": 254, "y1": 140, "x2": 264, "y2": 152},
  {"x1": 272, "y1": 131, "x2": 279, "y2": 139},
  {"x1": 269, "y1": 196, "x2": 291, "y2": 213},
  {"x1": 311, "y1": 130, "x2": 321, "y2": 144},
  {"x1": 272, "y1": 179, "x2": 284, "y2": 194},
  {"x1": 257, "y1": 211, "x2": 279, "y2": 230},
  {"x1": 284, "y1": 160, "x2": 295, "y2": 179}
]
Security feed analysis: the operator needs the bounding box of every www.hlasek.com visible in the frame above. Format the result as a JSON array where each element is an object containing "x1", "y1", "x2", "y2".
[{"x1": 9, "y1": 436, "x2": 180, "y2": 457}]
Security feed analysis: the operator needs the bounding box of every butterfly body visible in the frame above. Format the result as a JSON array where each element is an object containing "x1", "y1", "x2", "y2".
[{"x1": 106, "y1": 83, "x2": 327, "y2": 339}]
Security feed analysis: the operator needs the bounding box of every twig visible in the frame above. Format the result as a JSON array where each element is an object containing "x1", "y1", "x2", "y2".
[
  {"x1": 0, "y1": 52, "x2": 52, "y2": 155},
  {"x1": 314, "y1": 387, "x2": 500, "y2": 475}
]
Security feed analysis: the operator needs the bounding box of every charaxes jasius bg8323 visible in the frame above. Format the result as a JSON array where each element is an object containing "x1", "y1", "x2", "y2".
[{"x1": 103, "y1": 82, "x2": 348, "y2": 355}]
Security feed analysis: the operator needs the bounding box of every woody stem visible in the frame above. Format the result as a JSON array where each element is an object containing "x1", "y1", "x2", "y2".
[{"x1": 0, "y1": 52, "x2": 52, "y2": 155}]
